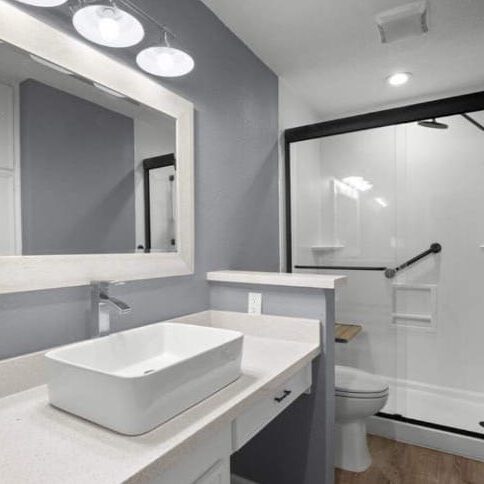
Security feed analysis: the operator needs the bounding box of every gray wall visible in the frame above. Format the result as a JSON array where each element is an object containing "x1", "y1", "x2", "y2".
[
  {"x1": 0, "y1": 0, "x2": 279, "y2": 359},
  {"x1": 20, "y1": 80, "x2": 136, "y2": 255},
  {"x1": 210, "y1": 282, "x2": 335, "y2": 484}
]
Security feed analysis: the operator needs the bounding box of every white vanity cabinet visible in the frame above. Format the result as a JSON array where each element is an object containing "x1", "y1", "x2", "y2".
[
  {"x1": 145, "y1": 427, "x2": 232, "y2": 484},
  {"x1": 149, "y1": 364, "x2": 312, "y2": 484},
  {"x1": 232, "y1": 365, "x2": 312, "y2": 451},
  {"x1": 0, "y1": 310, "x2": 322, "y2": 483}
]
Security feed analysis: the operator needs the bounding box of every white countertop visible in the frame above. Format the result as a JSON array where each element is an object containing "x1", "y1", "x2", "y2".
[
  {"x1": 207, "y1": 270, "x2": 346, "y2": 289},
  {"x1": 0, "y1": 311, "x2": 320, "y2": 484}
]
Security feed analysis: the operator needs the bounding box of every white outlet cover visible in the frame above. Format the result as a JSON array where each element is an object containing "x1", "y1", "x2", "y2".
[{"x1": 248, "y1": 292, "x2": 262, "y2": 315}]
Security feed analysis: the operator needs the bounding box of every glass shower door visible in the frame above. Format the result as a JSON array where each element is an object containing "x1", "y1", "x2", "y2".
[
  {"x1": 289, "y1": 125, "x2": 401, "y2": 403},
  {"x1": 289, "y1": 109, "x2": 484, "y2": 436}
]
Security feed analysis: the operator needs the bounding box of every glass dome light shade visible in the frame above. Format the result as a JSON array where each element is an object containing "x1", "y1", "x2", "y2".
[
  {"x1": 73, "y1": 4, "x2": 144, "y2": 48},
  {"x1": 136, "y1": 46, "x2": 194, "y2": 77},
  {"x1": 13, "y1": 0, "x2": 68, "y2": 6}
]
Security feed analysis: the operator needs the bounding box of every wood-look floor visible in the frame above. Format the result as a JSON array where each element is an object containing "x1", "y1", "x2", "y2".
[{"x1": 335, "y1": 435, "x2": 484, "y2": 484}]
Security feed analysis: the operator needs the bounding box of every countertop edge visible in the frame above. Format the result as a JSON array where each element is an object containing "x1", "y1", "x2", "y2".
[
  {"x1": 0, "y1": 330, "x2": 320, "y2": 483},
  {"x1": 207, "y1": 270, "x2": 346, "y2": 289}
]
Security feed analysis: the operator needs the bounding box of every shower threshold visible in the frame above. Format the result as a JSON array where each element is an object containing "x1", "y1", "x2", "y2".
[
  {"x1": 377, "y1": 413, "x2": 484, "y2": 440},
  {"x1": 378, "y1": 378, "x2": 484, "y2": 438}
]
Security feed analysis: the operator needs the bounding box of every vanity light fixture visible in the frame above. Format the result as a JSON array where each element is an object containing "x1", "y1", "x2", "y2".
[
  {"x1": 93, "y1": 81, "x2": 125, "y2": 98},
  {"x1": 17, "y1": 0, "x2": 195, "y2": 78},
  {"x1": 387, "y1": 72, "x2": 412, "y2": 86},
  {"x1": 136, "y1": 31, "x2": 194, "y2": 78},
  {"x1": 30, "y1": 54, "x2": 73, "y2": 75},
  {"x1": 13, "y1": 0, "x2": 67, "y2": 6},
  {"x1": 72, "y1": 1, "x2": 144, "y2": 48}
]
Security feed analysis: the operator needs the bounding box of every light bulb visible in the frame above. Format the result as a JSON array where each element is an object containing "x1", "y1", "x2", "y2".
[
  {"x1": 157, "y1": 52, "x2": 175, "y2": 70},
  {"x1": 98, "y1": 15, "x2": 120, "y2": 41},
  {"x1": 137, "y1": 46, "x2": 194, "y2": 77},
  {"x1": 73, "y1": 4, "x2": 144, "y2": 48}
]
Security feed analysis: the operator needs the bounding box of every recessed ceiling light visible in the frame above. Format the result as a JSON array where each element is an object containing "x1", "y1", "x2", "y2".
[
  {"x1": 13, "y1": 0, "x2": 67, "y2": 6},
  {"x1": 387, "y1": 72, "x2": 412, "y2": 86},
  {"x1": 72, "y1": 4, "x2": 144, "y2": 48},
  {"x1": 29, "y1": 54, "x2": 73, "y2": 75}
]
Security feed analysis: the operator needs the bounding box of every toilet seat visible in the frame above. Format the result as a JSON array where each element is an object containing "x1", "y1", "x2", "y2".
[
  {"x1": 336, "y1": 388, "x2": 389, "y2": 399},
  {"x1": 336, "y1": 365, "x2": 389, "y2": 399}
]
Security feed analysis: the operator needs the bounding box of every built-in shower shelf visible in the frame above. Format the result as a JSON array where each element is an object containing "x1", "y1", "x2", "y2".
[
  {"x1": 335, "y1": 323, "x2": 362, "y2": 343},
  {"x1": 312, "y1": 245, "x2": 345, "y2": 251}
]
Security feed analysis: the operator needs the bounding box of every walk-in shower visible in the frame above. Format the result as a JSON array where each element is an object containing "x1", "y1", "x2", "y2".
[{"x1": 285, "y1": 91, "x2": 484, "y2": 444}]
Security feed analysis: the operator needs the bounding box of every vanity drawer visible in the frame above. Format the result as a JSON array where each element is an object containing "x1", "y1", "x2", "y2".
[{"x1": 232, "y1": 365, "x2": 312, "y2": 451}]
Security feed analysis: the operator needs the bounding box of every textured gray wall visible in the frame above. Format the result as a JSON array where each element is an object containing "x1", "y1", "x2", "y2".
[
  {"x1": 20, "y1": 80, "x2": 136, "y2": 255},
  {"x1": 210, "y1": 282, "x2": 335, "y2": 484},
  {"x1": 0, "y1": 0, "x2": 279, "y2": 359}
]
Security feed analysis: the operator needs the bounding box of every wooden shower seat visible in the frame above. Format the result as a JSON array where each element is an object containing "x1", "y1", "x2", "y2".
[{"x1": 335, "y1": 323, "x2": 362, "y2": 343}]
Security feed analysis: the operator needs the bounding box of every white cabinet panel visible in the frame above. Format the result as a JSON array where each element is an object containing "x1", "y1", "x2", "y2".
[
  {"x1": 0, "y1": 171, "x2": 16, "y2": 254},
  {"x1": 194, "y1": 459, "x2": 229, "y2": 484},
  {"x1": 0, "y1": 82, "x2": 14, "y2": 170},
  {"x1": 232, "y1": 365, "x2": 312, "y2": 451},
  {"x1": 142, "y1": 427, "x2": 231, "y2": 484}
]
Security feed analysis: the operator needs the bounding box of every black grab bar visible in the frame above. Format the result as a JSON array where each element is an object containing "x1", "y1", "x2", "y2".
[
  {"x1": 384, "y1": 243, "x2": 441, "y2": 279},
  {"x1": 294, "y1": 243, "x2": 442, "y2": 278}
]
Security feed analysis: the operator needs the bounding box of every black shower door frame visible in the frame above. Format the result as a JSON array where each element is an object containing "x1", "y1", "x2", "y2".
[
  {"x1": 284, "y1": 90, "x2": 484, "y2": 272},
  {"x1": 284, "y1": 89, "x2": 484, "y2": 440}
]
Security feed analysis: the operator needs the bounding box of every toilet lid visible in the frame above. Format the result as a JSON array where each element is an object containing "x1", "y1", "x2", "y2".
[{"x1": 335, "y1": 365, "x2": 388, "y2": 394}]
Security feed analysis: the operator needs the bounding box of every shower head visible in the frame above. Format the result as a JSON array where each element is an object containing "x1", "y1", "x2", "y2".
[{"x1": 418, "y1": 118, "x2": 449, "y2": 129}]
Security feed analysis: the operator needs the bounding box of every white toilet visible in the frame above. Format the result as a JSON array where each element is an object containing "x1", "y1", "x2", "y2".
[{"x1": 335, "y1": 365, "x2": 389, "y2": 472}]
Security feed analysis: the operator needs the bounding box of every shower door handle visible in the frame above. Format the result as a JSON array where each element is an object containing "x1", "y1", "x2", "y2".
[{"x1": 384, "y1": 243, "x2": 442, "y2": 279}]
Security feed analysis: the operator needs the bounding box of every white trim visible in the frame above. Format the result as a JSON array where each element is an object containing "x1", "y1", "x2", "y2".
[
  {"x1": 12, "y1": 81, "x2": 21, "y2": 255},
  {"x1": 0, "y1": 0, "x2": 194, "y2": 294},
  {"x1": 0, "y1": 169, "x2": 15, "y2": 255}
]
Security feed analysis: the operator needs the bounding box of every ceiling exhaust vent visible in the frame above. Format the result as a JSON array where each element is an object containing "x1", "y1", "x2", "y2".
[{"x1": 376, "y1": 1, "x2": 428, "y2": 44}]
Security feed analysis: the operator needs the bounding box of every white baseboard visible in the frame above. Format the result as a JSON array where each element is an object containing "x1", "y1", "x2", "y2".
[{"x1": 368, "y1": 415, "x2": 484, "y2": 462}]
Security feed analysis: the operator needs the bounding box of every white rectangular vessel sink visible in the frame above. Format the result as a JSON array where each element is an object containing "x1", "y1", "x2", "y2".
[{"x1": 45, "y1": 322, "x2": 243, "y2": 435}]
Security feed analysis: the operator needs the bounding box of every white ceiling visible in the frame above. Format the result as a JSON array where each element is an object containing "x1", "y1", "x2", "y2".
[{"x1": 201, "y1": 0, "x2": 484, "y2": 120}]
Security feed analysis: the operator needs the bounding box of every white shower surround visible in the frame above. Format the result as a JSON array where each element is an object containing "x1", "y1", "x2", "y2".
[{"x1": 291, "y1": 113, "x2": 484, "y2": 441}]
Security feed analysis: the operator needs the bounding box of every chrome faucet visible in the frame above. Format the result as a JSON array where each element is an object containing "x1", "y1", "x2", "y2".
[{"x1": 90, "y1": 281, "x2": 132, "y2": 337}]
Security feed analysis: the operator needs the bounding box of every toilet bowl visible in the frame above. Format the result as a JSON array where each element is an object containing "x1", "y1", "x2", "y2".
[{"x1": 335, "y1": 365, "x2": 389, "y2": 472}]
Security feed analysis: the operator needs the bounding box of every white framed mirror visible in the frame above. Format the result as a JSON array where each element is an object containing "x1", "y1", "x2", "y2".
[{"x1": 0, "y1": 0, "x2": 194, "y2": 294}]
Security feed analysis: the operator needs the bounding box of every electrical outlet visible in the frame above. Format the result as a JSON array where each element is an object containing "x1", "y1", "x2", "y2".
[{"x1": 248, "y1": 292, "x2": 262, "y2": 315}]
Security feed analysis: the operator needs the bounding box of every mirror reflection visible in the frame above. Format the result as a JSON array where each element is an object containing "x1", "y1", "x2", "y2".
[{"x1": 0, "y1": 42, "x2": 177, "y2": 255}]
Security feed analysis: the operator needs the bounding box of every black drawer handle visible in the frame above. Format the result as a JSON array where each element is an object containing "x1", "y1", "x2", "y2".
[{"x1": 274, "y1": 389, "x2": 292, "y2": 403}]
